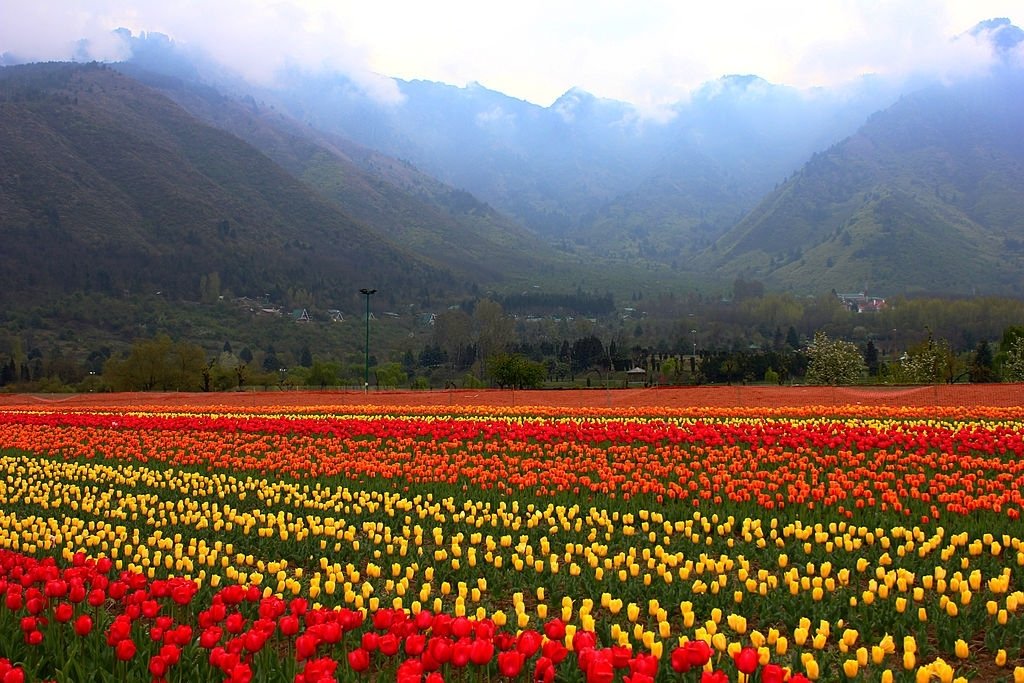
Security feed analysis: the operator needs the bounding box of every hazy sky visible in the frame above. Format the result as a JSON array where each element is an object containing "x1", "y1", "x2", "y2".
[{"x1": 2, "y1": 1, "x2": 1021, "y2": 109}]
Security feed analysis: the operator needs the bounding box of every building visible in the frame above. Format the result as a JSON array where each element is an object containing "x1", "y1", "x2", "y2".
[{"x1": 836, "y1": 292, "x2": 886, "y2": 313}]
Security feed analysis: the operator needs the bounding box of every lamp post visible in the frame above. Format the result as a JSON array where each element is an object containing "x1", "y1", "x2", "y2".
[
  {"x1": 359, "y1": 288, "x2": 376, "y2": 392},
  {"x1": 691, "y1": 329, "x2": 697, "y2": 357}
]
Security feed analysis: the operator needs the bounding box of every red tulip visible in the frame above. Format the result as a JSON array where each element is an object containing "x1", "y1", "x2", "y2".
[
  {"x1": 629, "y1": 653, "x2": 658, "y2": 677},
  {"x1": 200, "y1": 626, "x2": 223, "y2": 649},
  {"x1": 543, "y1": 618, "x2": 566, "y2": 641},
  {"x1": 542, "y1": 638, "x2": 569, "y2": 664},
  {"x1": 160, "y1": 643, "x2": 182, "y2": 665},
  {"x1": 686, "y1": 640, "x2": 712, "y2": 668},
  {"x1": 279, "y1": 614, "x2": 300, "y2": 637},
  {"x1": 625, "y1": 674, "x2": 654, "y2": 683},
  {"x1": 762, "y1": 663, "x2": 786, "y2": 683},
  {"x1": 670, "y1": 646, "x2": 691, "y2": 673},
  {"x1": 517, "y1": 629, "x2": 542, "y2": 657},
  {"x1": 734, "y1": 646, "x2": 759, "y2": 675},
  {"x1": 534, "y1": 656, "x2": 555, "y2": 683},
  {"x1": 1, "y1": 669, "x2": 25, "y2": 683},
  {"x1": 415, "y1": 610, "x2": 434, "y2": 631},
  {"x1": 451, "y1": 616, "x2": 473, "y2": 638},
  {"x1": 347, "y1": 647, "x2": 371, "y2": 672},
  {"x1": 397, "y1": 658, "x2": 423, "y2": 683},
  {"x1": 610, "y1": 645, "x2": 632, "y2": 669},
  {"x1": 379, "y1": 633, "x2": 401, "y2": 656},
  {"x1": 499, "y1": 650, "x2": 526, "y2": 678},
  {"x1": 225, "y1": 612, "x2": 246, "y2": 634},
  {"x1": 405, "y1": 633, "x2": 427, "y2": 656},
  {"x1": 295, "y1": 633, "x2": 318, "y2": 661},
  {"x1": 572, "y1": 630, "x2": 597, "y2": 652},
  {"x1": 428, "y1": 636, "x2": 453, "y2": 664},
  {"x1": 586, "y1": 652, "x2": 615, "y2": 683},
  {"x1": 148, "y1": 655, "x2": 168, "y2": 678},
  {"x1": 115, "y1": 639, "x2": 137, "y2": 662},
  {"x1": 451, "y1": 638, "x2": 473, "y2": 667},
  {"x1": 360, "y1": 631, "x2": 380, "y2": 652},
  {"x1": 469, "y1": 638, "x2": 495, "y2": 666},
  {"x1": 372, "y1": 609, "x2": 394, "y2": 631},
  {"x1": 74, "y1": 614, "x2": 93, "y2": 637}
]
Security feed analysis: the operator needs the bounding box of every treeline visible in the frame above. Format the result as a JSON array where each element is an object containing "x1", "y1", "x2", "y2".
[
  {"x1": 3, "y1": 292, "x2": 1024, "y2": 392},
  {"x1": 497, "y1": 291, "x2": 615, "y2": 316}
]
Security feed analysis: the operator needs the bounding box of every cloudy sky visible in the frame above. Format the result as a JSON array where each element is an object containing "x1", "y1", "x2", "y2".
[{"x1": 2, "y1": 1, "x2": 1020, "y2": 109}]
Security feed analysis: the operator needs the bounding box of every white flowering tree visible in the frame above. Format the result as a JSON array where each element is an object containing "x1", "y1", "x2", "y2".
[
  {"x1": 805, "y1": 331, "x2": 867, "y2": 385},
  {"x1": 897, "y1": 333, "x2": 955, "y2": 384},
  {"x1": 1004, "y1": 336, "x2": 1024, "y2": 382}
]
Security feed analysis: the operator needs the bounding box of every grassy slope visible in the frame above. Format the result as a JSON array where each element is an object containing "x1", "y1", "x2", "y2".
[
  {"x1": 0, "y1": 63, "x2": 456, "y2": 307},
  {"x1": 707, "y1": 71, "x2": 1024, "y2": 295}
]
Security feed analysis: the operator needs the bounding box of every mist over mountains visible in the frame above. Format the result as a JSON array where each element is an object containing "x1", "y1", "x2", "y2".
[{"x1": 2, "y1": 18, "x2": 1023, "y2": 301}]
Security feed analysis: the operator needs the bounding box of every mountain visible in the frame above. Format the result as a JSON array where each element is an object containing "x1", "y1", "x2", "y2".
[
  {"x1": 105, "y1": 31, "x2": 911, "y2": 277},
  {"x1": 257, "y1": 67, "x2": 903, "y2": 264},
  {"x1": 707, "y1": 65, "x2": 1024, "y2": 295},
  {"x1": 113, "y1": 62, "x2": 562, "y2": 285},
  {"x1": 5, "y1": 18, "x2": 1023, "y2": 305},
  {"x1": 576, "y1": 75, "x2": 900, "y2": 262},
  {"x1": 0, "y1": 62, "x2": 460, "y2": 307}
]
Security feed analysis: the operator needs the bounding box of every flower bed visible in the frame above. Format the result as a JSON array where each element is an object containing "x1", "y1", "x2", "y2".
[{"x1": 0, "y1": 405, "x2": 1022, "y2": 681}]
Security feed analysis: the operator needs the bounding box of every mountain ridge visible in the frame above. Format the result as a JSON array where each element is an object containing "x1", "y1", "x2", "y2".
[
  {"x1": 708, "y1": 66, "x2": 1024, "y2": 295},
  {"x1": 0, "y1": 62, "x2": 461, "y2": 307}
]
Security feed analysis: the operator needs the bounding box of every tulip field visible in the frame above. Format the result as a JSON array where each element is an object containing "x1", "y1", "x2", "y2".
[{"x1": 0, "y1": 393, "x2": 1023, "y2": 682}]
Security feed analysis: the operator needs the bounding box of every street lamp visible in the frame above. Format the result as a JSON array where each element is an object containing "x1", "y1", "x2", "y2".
[
  {"x1": 691, "y1": 329, "x2": 697, "y2": 357},
  {"x1": 359, "y1": 288, "x2": 376, "y2": 392}
]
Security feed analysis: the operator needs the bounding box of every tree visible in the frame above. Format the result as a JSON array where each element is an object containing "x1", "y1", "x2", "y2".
[
  {"x1": 785, "y1": 326, "x2": 801, "y2": 350},
  {"x1": 487, "y1": 353, "x2": 546, "y2": 389},
  {"x1": 1004, "y1": 336, "x2": 1024, "y2": 382},
  {"x1": 433, "y1": 309, "x2": 473, "y2": 370},
  {"x1": 375, "y1": 362, "x2": 407, "y2": 388},
  {"x1": 262, "y1": 346, "x2": 281, "y2": 372},
  {"x1": 659, "y1": 357, "x2": 678, "y2": 384},
  {"x1": 103, "y1": 335, "x2": 206, "y2": 391},
  {"x1": 864, "y1": 340, "x2": 880, "y2": 376},
  {"x1": 307, "y1": 360, "x2": 340, "y2": 389},
  {"x1": 570, "y1": 336, "x2": 606, "y2": 374},
  {"x1": 474, "y1": 299, "x2": 513, "y2": 374},
  {"x1": 969, "y1": 340, "x2": 996, "y2": 383},
  {"x1": 805, "y1": 331, "x2": 866, "y2": 385},
  {"x1": 899, "y1": 332, "x2": 955, "y2": 384}
]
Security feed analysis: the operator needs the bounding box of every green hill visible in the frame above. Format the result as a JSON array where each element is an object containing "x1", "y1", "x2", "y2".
[
  {"x1": 707, "y1": 69, "x2": 1024, "y2": 295},
  {"x1": 0, "y1": 62, "x2": 461, "y2": 308},
  {"x1": 115, "y1": 64, "x2": 562, "y2": 285}
]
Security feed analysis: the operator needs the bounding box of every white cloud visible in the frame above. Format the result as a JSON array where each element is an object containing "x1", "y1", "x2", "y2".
[{"x1": 1, "y1": 0, "x2": 1020, "y2": 106}]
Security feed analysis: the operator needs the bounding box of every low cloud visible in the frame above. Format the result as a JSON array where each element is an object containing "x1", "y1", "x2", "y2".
[
  {"x1": 0, "y1": 0, "x2": 404, "y2": 105},
  {"x1": 1, "y1": 1, "x2": 1020, "y2": 110}
]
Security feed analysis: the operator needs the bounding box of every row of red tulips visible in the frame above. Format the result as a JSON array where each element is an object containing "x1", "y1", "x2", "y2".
[{"x1": 0, "y1": 548, "x2": 814, "y2": 682}]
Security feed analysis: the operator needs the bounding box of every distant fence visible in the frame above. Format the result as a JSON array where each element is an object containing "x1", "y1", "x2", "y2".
[{"x1": 1, "y1": 384, "x2": 1021, "y2": 410}]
